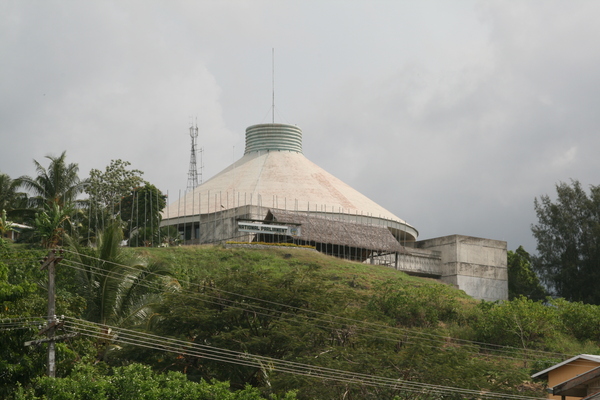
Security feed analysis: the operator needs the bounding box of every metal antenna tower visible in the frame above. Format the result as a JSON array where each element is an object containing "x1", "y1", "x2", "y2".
[{"x1": 187, "y1": 122, "x2": 202, "y2": 191}]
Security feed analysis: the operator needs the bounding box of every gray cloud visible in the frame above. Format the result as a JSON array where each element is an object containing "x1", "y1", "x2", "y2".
[{"x1": 2, "y1": 1, "x2": 599, "y2": 253}]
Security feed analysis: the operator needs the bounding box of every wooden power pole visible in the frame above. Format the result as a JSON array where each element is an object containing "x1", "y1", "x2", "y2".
[
  {"x1": 39, "y1": 249, "x2": 63, "y2": 378},
  {"x1": 25, "y1": 249, "x2": 76, "y2": 377}
]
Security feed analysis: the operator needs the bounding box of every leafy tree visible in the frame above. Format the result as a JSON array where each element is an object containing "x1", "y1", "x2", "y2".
[
  {"x1": 121, "y1": 184, "x2": 167, "y2": 247},
  {"x1": 18, "y1": 151, "x2": 87, "y2": 209},
  {"x1": 86, "y1": 160, "x2": 145, "y2": 233},
  {"x1": 0, "y1": 238, "x2": 92, "y2": 396},
  {"x1": 0, "y1": 244, "x2": 47, "y2": 397},
  {"x1": 551, "y1": 298, "x2": 600, "y2": 343},
  {"x1": 507, "y1": 246, "x2": 546, "y2": 301},
  {"x1": 532, "y1": 180, "x2": 600, "y2": 304}
]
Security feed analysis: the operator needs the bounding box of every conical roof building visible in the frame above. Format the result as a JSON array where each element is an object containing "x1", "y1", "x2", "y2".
[
  {"x1": 160, "y1": 123, "x2": 510, "y2": 302},
  {"x1": 161, "y1": 123, "x2": 417, "y2": 260}
]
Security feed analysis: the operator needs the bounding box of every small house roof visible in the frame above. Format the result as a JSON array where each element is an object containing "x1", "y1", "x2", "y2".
[
  {"x1": 532, "y1": 354, "x2": 600, "y2": 379},
  {"x1": 582, "y1": 391, "x2": 600, "y2": 400},
  {"x1": 551, "y1": 365, "x2": 600, "y2": 398}
]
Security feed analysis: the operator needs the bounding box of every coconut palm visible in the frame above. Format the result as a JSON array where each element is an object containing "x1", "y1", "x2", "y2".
[
  {"x1": 67, "y1": 221, "x2": 177, "y2": 327},
  {"x1": 18, "y1": 151, "x2": 88, "y2": 208},
  {"x1": 17, "y1": 151, "x2": 88, "y2": 245},
  {"x1": 0, "y1": 210, "x2": 14, "y2": 238},
  {"x1": 0, "y1": 172, "x2": 28, "y2": 220},
  {"x1": 33, "y1": 202, "x2": 80, "y2": 248}
]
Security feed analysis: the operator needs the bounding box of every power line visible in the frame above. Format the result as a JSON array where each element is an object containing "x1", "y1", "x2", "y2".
[
  {"x1": 1, "y1": 247, "x2": 574, "y2": 370},
  {"x1": 2, "y1": 246, "x2": 574, "y2": 364},
  {"x1": 61, "y1": 317, "x2": 547, "y2": 400},
  {"x1": 58, "y1": 249, "x2": 570, "y2": 361},
  {"x1": 0, "y1": 316, "x2": 45, "y2": 330},
  {"x1": 56, "y1": 250, "x2": 573, "y2": 363}
]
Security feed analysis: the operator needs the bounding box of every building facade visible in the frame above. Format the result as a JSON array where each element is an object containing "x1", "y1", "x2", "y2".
[{"x1": 161, "y1": 123, "x2": 508, "y2": 301}]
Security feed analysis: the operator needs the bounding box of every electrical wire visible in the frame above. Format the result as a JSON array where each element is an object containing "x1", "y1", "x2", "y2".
[
  {"x1": 2, "y1": 250, "x2": 588, "y2": 395},
  {"x1": 61, "y1": 316, "x2": 547, "y2": 400},
  {"x1": 1, "y1": 248, "x2": 576, "y2": 369},
  {"x1": 0, "y1": 316, "x2": 46, "y2": 330},
  {"x1": 60, "y1": 258, "x2": 492, "y2": 355},
  {"x1": 57, "y1": 251, "x2": 574, "y2": 363}
]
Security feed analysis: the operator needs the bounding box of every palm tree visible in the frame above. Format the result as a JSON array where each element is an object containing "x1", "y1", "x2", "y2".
[
  {"x1": 17, "y1": 151, "x2": 87, "y2": 209},
  {"x1": 33, "y1": 202, "x2": 80, "y2": 248},
  {"x1": 67, "y1": 221, "x2": 177, "y2": 327},
  {"x1": 0, "y1": 209, "x2": 14, "y2": 239},
  {"x1": 0, "y1": 172, "x2": 28, "y2": 221},
  {"x1": 17, "y1": 151, "x2": 88, "y2": 245}
]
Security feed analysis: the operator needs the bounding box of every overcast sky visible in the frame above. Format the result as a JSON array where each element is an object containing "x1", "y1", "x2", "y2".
[{"x1": 2, "y1": 1, "x2": 600, "y2": 253}]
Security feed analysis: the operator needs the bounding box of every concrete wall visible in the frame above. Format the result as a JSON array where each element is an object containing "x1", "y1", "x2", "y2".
[
  {"x1": 415, "y1": 235, "x2": 508, "y2": 301},
  {"x1": 162, "y1": 205, "x2": 269, "y2": 245},
  {"x1": 371, "y1": 248, "x2": 443, "y2": 277},
  {"x1": 163, "y1": 208, "x2": 508, "y2": 302}
]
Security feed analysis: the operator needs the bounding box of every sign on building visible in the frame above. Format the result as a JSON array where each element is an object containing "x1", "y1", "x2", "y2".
[{"x1": 238, "y1": 221, "x2": 300, "y2": 237}]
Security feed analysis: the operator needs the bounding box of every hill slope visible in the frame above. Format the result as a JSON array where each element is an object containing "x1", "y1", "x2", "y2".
[
  {"x1": 122, "y1": 244, "x2": 577, "y2": 399},
  {"x1": 4, "y1": 242, "x2": 600, "y2": 399}
]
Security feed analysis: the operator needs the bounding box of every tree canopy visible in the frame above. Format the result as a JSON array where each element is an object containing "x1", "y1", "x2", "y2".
[
  {"x1": 14, "y1": 363, "x2": 297, "y2": 400},
  {"x1": 532, "y1": 180, "x2": 600, "y2": 304},
  {"x1": 0, "y1": 172, "x2": 28, "y2": 219},
  {"x1": 507, "y1": 246, "x2": 546, "y2": 301},
  {"x1": 66, "y1": 221, "x2": 174, "y2": 327},
  {"x1": 86, "y1": 159, "x2": 145, "y2": 221},
  {"x1": 120, "y1": 184, "x2": 167, "y2": 246},
  {"x1": 18, "y1": 151, "x2": 87, "y2": 209}
]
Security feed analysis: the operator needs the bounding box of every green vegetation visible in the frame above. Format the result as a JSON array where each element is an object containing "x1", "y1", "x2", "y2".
[
  {"x1": 14, "y1": 363, "x2": 297, "y2": 400},
  {"x1": 66, "y1": 221, "x2": 174, "y2": 328},
  {"x1": 4, "y1": 154, "x2": 600, "y2": 398},
  {"x1": 0, "y1": 172, "x2": 27, "y2": 222},
  {"x1": 1, "y1": 153, "x2": 166, "y2": 248},
  {"x1": 17, "y1": 150, "x2": 87, "y2": 209},
  {"x1": 86, "y1": 159, "x2": 145, "y2": 221},
  {"x1": 507, "y1": 246, "x2": 546, "y2": 301},
  {"x1": 4, "y1": 240, "x2": 600, "y2": 399},
  {"x1": 533, "y1": 180, "x2": 600, "y2": 304}
]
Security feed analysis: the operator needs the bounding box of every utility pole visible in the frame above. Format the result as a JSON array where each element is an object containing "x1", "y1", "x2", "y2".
[
  {"x1": 25, "y1": 249, "x2": 76, "y2": 377},
  {"x1": 39, "y1": 249, "x2": 63, "y2": 378}
]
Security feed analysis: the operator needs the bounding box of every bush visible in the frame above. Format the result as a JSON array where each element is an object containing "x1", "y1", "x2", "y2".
[
  {"x1": 551, "y1": 298, "x2": 600, "y2": 343},
  {"x1": 17, "y1": 363, "x2": 297, "y2": 400},
  {"x1": 472, "y1": 297, "x2": 559, "y2": 350},
  {"x1": 368, "y1": 281, "x2": 468, "y2": 328}
]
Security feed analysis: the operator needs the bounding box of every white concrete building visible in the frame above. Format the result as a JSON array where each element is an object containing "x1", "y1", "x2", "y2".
[{"x1": 161, "y1": 123, "x2": 508, "y2": 302}]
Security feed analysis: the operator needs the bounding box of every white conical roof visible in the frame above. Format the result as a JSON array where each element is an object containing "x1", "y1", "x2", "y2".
[{"x1": 163, "y1": 123, "x2": 417, "y2": 240}]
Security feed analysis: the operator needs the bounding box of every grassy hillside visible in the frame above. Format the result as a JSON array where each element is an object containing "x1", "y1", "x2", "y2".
[
  {"x1": 117, "y1": 244, "x2": 599, "y2": 399},
  {"x1": 135, "y1": 244, "x2": 447, "y2": 293},
  {"x1": 4, "y1": 241, "x2": 600, "y2": 399}
]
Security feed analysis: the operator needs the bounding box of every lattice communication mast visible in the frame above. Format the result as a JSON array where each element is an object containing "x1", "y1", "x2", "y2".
[{"x1": 187, "y1": 123, "x2": 203, "y2": 191}]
